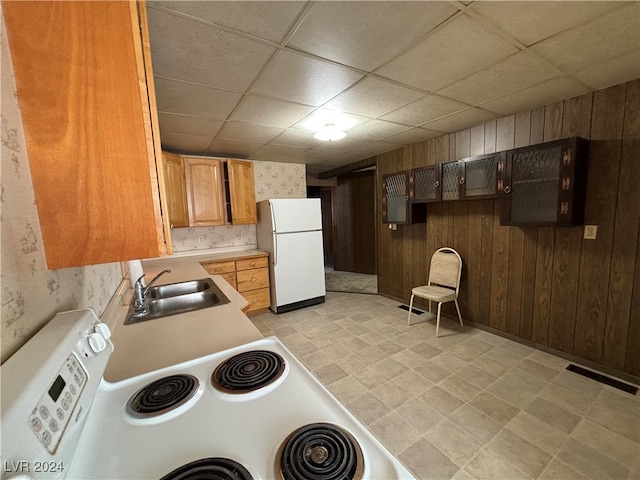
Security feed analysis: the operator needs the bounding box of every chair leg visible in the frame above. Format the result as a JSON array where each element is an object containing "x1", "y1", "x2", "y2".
[
  {"x1": 407, "y1": 294, "x2": 414, "y2": 325},
  {"x1": 454, "y1": 299, "x2": 463, "y2": 326},
  {"x1": 436, "y1": 302, "x2": 442, "y2": 337}
]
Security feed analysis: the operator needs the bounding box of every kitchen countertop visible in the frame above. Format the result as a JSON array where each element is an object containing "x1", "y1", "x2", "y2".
[{"x1": 103, "y1": 250, "x2": 266, "y2": 383}]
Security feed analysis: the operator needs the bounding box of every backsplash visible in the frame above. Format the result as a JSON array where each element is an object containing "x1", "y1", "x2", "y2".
[
  {"x1": 169, "y1": 160, "x2": 306, "y2": 252},
  {"x1": 0, "y1": 16, "x2": 122, "y2": 363}
]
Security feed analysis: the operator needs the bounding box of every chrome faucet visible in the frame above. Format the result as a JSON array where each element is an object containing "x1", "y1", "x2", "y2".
[{"x1": 132, "y1": 269, "x2": 171, "y2": 317}]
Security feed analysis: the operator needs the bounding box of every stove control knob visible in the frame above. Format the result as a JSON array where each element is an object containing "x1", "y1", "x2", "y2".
[
  {"x1": 94, "y1": 322, "x2": 111, "y2": 340},
  {"x1": 88, "y1": 331, "x2": 108, "y2": 353}
]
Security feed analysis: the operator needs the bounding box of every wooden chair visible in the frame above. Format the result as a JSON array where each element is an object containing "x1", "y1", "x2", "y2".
[{"x1": 407, "y1": 247, "x2": 463, "y2": 337}]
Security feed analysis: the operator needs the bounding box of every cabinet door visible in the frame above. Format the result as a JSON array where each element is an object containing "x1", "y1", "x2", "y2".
[
  {"x1": 441, "y1": 161, "x2": 463, "y2": 201},
  {"x1": 460, "y1": 152, "x2": 504, "y2": 200},
  {"x1": 184, "y1": 158, "x2": 225, "y2": 226},
  {"x1": 501, "y1": 137, "x2": 588, "y2": 226},
  {"x1": 227, "y1": 159, "x2": 257, "y2": 224},
  {"x1": 162, "y1": 152, "x2": 189, "y2": 228},
  {"x1": 3, "y1": 1, "x2": 167, "y2": 268},
  {"x1": 382, "y1": 172, "x2": 409, "y2": 223},
  {"x1": 382, "y1": 171, "x2": 426, "y2": 224},
  {"x1": 413, "y1": 164, "x2": 441, "y2": 203}
]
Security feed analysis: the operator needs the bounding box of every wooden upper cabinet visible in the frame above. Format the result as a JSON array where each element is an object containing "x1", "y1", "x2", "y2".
[
  {"x1": 2, "y1": 1, "x2": 168, "y2": 268},
  {"x1": 162, "y1": 152, "x2": 189, "y2": 228},
  {"x1": 382, "y1": 171, "x2": 426, "y2": 224},
  {"x1": 184, "y1": 157, "x2": 226, "y2": 226},
  {"x1": 227, "y1": 159, "x2": 257, "y2": 225},
  {"x1": 500, "y1": 137, "x2": 589, "y2": 227}
]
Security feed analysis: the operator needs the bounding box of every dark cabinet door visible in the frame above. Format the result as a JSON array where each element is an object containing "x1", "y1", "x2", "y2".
[
  {"x1": 500, "y1": 137, "x2": 589, "y2": 226},
  {"x1": 412, "y1": 164, "x2": 441, "y2": 203},
  {"x1": 382, "y1": 171, "x2": 426, "y2": 224},
  {"x1": 461, "y1": 152, "x2": 504, "y2": 200},
  {"x1": 441, "y1": 161, "x2": 462, "y2": 201}
]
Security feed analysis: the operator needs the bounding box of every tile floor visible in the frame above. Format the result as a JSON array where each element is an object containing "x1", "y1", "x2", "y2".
[{"x1": 251, "y1": 292, "x2": 640, "y2": 480}]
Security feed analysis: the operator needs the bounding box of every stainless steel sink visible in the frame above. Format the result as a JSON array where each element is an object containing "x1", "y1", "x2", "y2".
[
  {"x1": 149, "y1": 278, "x2": 215, "y2": 299},
  {"x1": 125, "y1": 278, "x2": 230, "y2": 325}
]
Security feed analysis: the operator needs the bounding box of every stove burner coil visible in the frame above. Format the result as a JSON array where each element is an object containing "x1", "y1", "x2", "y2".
[
  {"x1": 160, "y1": 457, "x2": 253, "y2": 480},
  {"x1": 212, "y1": 350, "x2": 285, "y2": 393},
  {"x1": 126, "y1": 374, "x2": 198, "y2": 418},
  {"x1": 276, "y1": 423, "x2": 364, "y2": 480}
]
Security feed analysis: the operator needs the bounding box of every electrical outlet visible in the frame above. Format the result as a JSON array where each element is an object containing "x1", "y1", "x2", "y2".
[
  {"x1": 583, "y1": 225, "x2": 598, "y2": 240},
  {"x1": 198, "y1": 235, "x2": 206, "y2": 244}
]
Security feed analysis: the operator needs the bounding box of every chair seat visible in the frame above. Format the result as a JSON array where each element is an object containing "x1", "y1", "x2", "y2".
[{"x1": 411, "y1": 285, "x2": 457, "y2": 303}]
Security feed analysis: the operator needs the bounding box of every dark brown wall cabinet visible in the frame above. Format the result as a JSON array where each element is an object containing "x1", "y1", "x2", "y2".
[
  {"x1": 500, "y1": 137, "x2": 588, "y2": 226},
  {"x1": 441, "y1": 152, "x2": 504, "y2": 201},
  {"x1": 382, "y1": 171, "x2": 426, "y2": 224}
]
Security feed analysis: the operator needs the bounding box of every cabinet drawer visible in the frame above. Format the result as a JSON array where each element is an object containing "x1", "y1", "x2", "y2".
[
  {"x1": 236, "y1": 256, "x2": 268, "y2": 271},
  {"x1": 201, "y1": 260, "x2": 236, "y2": 275},
  {"x1": 236, "y1": 268, "x2": 269, "y2": 292},
  {"x1": 220, "y1": 272, "x2": 237, "y2": 289},
  {"x1": 242, "y1": 288, "x2": 270, "y2": 314}
]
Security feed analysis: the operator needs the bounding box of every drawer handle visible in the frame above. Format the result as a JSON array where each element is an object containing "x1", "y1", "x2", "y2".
[
  {"x1": 250, "y1": 278, "x2": 257, "y2": 283},
  {"x1": 249, "y1": 262, "x2": 256, "y2": 266}
]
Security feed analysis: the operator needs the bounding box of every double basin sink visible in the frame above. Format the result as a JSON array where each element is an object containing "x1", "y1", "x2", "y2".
[{"x1": 125, "y1": 278, "x2": 230, "y2": 325}]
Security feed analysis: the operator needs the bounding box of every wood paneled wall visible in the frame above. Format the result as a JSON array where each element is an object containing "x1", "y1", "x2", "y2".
[{"x1": 376, "y1": 79, "x2": 640, "y2": 378}]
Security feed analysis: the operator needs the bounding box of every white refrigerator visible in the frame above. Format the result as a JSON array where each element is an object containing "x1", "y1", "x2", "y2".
[{"x1": 256, "y1": 198, "x2": 326, "y2": 313}]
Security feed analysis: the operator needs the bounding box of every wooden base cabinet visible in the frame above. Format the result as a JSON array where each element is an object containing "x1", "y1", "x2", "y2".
[{"x1": 201, "y1": 254, "x2": 270, "y2": 316}]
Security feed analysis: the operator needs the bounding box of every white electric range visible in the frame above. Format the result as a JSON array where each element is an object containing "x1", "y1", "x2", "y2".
[{"x1": 1, "y1": 309, "x2": 415, "y2": 480}]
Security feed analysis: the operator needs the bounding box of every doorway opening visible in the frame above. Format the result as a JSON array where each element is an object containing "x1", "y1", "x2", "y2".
[{"x1": 308, "y1": 168, "x2": 377, "y2": 294}]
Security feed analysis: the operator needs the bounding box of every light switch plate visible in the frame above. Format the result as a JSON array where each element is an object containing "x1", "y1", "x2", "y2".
[{"x1": 584, "y1": 225, "x2": 598, "y2": 240}]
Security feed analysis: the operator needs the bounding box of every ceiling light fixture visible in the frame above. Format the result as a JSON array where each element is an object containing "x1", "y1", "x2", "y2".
[{"x1": 313, "y1": 123, "x2": 347, "y2": 141}]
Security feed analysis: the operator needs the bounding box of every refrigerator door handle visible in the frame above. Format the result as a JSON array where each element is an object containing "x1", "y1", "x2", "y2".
[
  {"x1": 270, "y1": 201, "x2": 277, "y2": 266},
  {"x1": 273, "y1": 233, "x2": 278, "y2": 266}
]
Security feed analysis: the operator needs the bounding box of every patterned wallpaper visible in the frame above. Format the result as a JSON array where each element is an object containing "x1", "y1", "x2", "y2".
[
  {"x1": 0, "y1": 17, "x2": 122, "y2": 363},
  {"x1": 170, "y1": 161, "x2": 306, "y2": 252}
]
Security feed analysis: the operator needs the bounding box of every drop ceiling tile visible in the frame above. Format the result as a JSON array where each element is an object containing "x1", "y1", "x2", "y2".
[
  {"x1": 380, "y1": 94, "x2": 470, "y2": 126},
  {"x1": 230, "y1": 96, "x2": 315, "y2": 129},
  {"x1": 422, "y1": 108, "x2": 499, "y2": 133},
  {"x1": 150, "y1": 1, "x2": 306, "y2": 43},
  {"x1": 287, "y1": 2, "x2": 459, "y2": 72},
  {"x1": 346, "y1": 119, "x2": 411, "y2": 141},
  {"x1": 147, "y1": 7, "x2": 276, "y2": 92},
  {"x1": 437, "y1": 52, "x2": 562, "y2": 106},
  {"x1": 571, "y1": 50, "x2": 640, "y2": 91},
  {"x1": 249, "y1": 144, "x2": 309, "y2": 163},
  {"x1": 480, "y1": 76, "x2": 591, "y2": 115},
  {"x1": 310, "y1": 137, "x2": 371, "y2": 152},
  {"x1": 532, "y1": 3, "x2": 640, "y2": 74},
  {"x1": 205, "y1": 138, "x2": 263, "y2": 158},
  {"x1": 252, "y1": 51, "x2": 363, "y2": 106},
  {"x1": 154, "y1": 78, "x2": 242, "y2": 120},
  {"x1": 158, "y1": 113, "x2": 224, "y2": 137},
  {"x1": 381, "y1": 128, "x2": 443, "y2": 145},
  {"x1": 302, "y1": 149, "x2": 343, "y2": 163},
  {"x1": 292, "y1": 111, "x2": 370, "y2": 132},
  {"x1": 217, "y1": 122, "x2": 284, "y2": 143},
  {"x1": 346, "y1": 141, "x2": 400, "y2": 159},
  {"x1": 271, "y1": 129, "x2": 323, "y2": 148},
  {"x1": 469, "y1": 1, "x2": 622, "y2": 47},
  {"x1": 377, "y1": 13, "x2": 519, "y2": 92},
  {"x1": 323, "y1": 77, "x2": 425, "y2": 118},
  {"x1": 161, "y1": 134, "x2": 211, "y2": 155}
]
